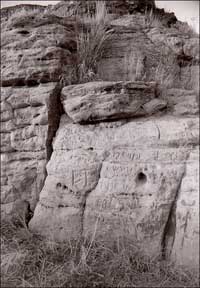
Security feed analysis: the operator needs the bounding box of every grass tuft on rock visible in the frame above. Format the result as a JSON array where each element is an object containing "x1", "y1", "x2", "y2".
[{"x1": 76, "y1": 1, "x2": 113, "y2": 83}]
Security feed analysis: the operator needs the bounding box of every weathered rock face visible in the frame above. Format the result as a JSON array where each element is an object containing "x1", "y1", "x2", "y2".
[
  {"x1": 51, "y1": 0, "x2": 156, "y2": 17},
  {"x1": 61, "y1": 81, "x2": 167, "y2": 123},
  {"x1": 97, "y1": 15, "x2": 199, "y2": 90},
  {"x1": 1, "y1": 12, "x2": 77, "y2": 87},
  {"x1": 1, "y1": 1, "x2": 199, "y2": 271},
  {"x1": 171, "y1": 149, "x2": 199, "y2": 268},
  {"x1": 1, "y1": 83, "x2": 62, "y2": 215},
  {"x1": 0, "y1": 8, "x2": 77, "y2": 217},
  {"x1": 30, "y1": 80, "x2": 199, "y2": 269}
]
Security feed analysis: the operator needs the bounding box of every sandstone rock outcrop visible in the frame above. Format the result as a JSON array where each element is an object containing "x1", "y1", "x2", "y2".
[
  {"x1": 50, "y1": 0, "x2": 156, "y2": 17},
  {"x1": 30, "y1": 84, "x2": 199, "y2": 268},
  {"x1": 1, "y1": 83, "x2": 62, "y2": 215},
  {"x1": 1, "y1": 0, "x2": 199, "y2": 271},
  {"x1": 61, "y1": 81, "x2": 167, "y2": 123},
  {"x1": 1, "y1": 8, "x2": 77, "y2": 217},
  {"x1": 97, "y1": 16, "x2": 199, "y2": 90}
]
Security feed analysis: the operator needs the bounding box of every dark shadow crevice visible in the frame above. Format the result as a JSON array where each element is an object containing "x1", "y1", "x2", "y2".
[{"x1": 46, "y1": 82, "x2": 64, "y2": 161}]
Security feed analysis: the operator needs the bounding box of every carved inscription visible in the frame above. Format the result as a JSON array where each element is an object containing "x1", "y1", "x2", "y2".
[
  {"x1": 109, "y1": 149, "x2": 188, "y2": 163},
  {"x1": 72, "y1": 170, "x2": 87, "y2": 190},
  {"x1": 95, "y1": 195, "x2": 140, "y2": 211},
  {"x1": 181, "y1": 199, "x2": 196, "y2": 207}
]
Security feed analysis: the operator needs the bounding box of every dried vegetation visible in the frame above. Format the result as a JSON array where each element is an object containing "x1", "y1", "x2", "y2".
[{"x1": 1, "y1": 220, "x2": 199, "y2": 288}]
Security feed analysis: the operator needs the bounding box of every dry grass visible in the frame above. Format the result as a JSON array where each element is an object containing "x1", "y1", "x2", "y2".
[
  {"x1": 1, "y1": 220, "x2": 199, "y2": 288},
  {"x1": 76, "y1": 1, "x2": 113, "y2": 83},
  {"x1": 144, "y1": 9, "x2": 163, "y2": 28}
]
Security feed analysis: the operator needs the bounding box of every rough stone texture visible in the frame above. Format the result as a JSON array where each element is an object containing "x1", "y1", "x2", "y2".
[
  {"x1": 97, "y1": 15, "x2": 199, "y2": 90},
  {"x1": 0, "y1": 8, "x2": 77, "y2": 217},
  {"x1": 1, "y1": 12, "x2": 77, "y2": 87},
  {"x1": 0, "y1": 83, "x2": 62, "y2": 215},
  {"x1": 164, "y1": 88, "x2": 199, "y2": 116},
  {"x1": 171, "y1": 148, "x2": 199, "y2": 268},
  {"x1": 1, "y1": 1, "x2": 199, "y2": 271},
  {"x1": 61, "y1": 81, "x2": 167, "y2": 123},
  {"x1": 49, "y1": 0, "x2": 156, "y2": 17},
  {"x1": 0, "y1": 4, "x2": 46, "y2": 23},
  {"x1": 30, "y1": 80, "x2": 199, "y2": 269}
]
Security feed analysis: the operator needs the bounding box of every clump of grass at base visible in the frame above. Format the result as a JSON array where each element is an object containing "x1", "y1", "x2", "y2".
[
  {"x1": 1, "y1": 220, "x2": 199, "y2": 288},
  {"x1": 76, "y1": 1, "x2": 112, "y2": 83}
]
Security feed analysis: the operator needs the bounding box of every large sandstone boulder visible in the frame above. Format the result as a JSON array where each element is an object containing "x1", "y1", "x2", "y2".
[
  {"x1": 61, "y1": 81, "x2": 167, "y2": 123},
  {"x1": 30, "y1": 80, "x2": 199, "y2": 269}
]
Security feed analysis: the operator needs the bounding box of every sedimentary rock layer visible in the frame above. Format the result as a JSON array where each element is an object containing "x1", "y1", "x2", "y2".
[
  {"x1": 1, "y1": 10, "x2": 77, "y2": 217},
  {"x1": 61, "y1": 81, "x2": 167, "y2": 123}
]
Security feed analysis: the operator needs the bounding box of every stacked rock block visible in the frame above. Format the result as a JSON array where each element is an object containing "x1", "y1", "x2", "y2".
[{"x1": 1, "y1": 8, "x2": 77, "y2": 216}]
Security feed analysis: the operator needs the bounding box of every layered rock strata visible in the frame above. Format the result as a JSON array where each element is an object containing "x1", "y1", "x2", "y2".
[{"x1": 1, "y1": 10, "x2": 77, "y2": 216}]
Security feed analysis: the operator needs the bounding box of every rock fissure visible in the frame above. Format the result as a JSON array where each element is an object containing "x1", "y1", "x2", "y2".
[
  {"x1": 161, "y1": 164, "x2": 187, "y2": 260},
  {"x1": 46, "y1": 83, "x2": 64, "y2": 161},
  {"x1": 80, "y1": 162, "x2": 103, "y2": 237}
]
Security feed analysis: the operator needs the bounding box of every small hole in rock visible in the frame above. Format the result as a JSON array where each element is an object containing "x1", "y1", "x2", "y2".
[
  {"x1": 137, "y1": 172, "x2": 147, "y2": 184},
  {"x1": 149, "y1": 194, "x2": 152, "y2": 196},
  {"x1": 18, "y1": 30, "x2": 29, "y2": 35},
  {"x1": 63, "y1": 185, "x2": 67, "y2": 190},
  {"x1": 56, "y1": 183, "x2": 61, "y2": 188}
]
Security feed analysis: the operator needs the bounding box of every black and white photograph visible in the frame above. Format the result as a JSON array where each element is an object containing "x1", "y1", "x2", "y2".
[{"x1": 1, "y1": 0, "x2": 199, "y2": 287}]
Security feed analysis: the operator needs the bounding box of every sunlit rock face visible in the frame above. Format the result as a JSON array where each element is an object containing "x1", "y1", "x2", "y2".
[
  {"x1": 0, "y1": 8, "x2": 77, "y2": 217},
  {"x1": 30, "y1": 80, "x2": 199, "y2": 270},
  {"x1": 1, "y1": 0, "x2": 199, "y2": 271},
  {"x1": 61, "y1": 81, "x2": 167, "y2": 123}
]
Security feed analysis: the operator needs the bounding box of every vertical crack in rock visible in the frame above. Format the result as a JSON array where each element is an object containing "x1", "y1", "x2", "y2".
[
  {"x1": 154, "y1": 122, "x2": 161, "y2": 140},
  {"x1": 161, "y1": 165, "x2": 186, "y2": 260},
  {"x1": 80, "y1": 162, "x2": 103, "y2": 237},
  {"x1": 46, "y1": 83, "x2": 64, "y2": 161}
]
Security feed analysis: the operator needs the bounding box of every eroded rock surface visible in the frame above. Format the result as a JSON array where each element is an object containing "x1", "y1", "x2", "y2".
[
  {"x1": 30, "y1": 81, "x2": 199, "y2": 268},
  {"x1": 1, "y1": 11, "x2": 77, "y2": 87},
  {"x1": 61, "y1": 81, "x2": 167, "y2": 123},
  {"x1": 97, "y1": 15, "x2": 199, "y2": 91},
  {"x1": 1, "y1": 8, "x2": 77, "y2": 218},
  {"x1": 1, "y1": 1, "x2": 199, "y2": 271},
  {"x1": 1, "y1": 83, "x2": 62, "y2": 215}
]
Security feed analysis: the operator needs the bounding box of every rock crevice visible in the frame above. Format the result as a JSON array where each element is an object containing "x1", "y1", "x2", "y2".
[{"x1": 161, "y1": 165, "x2": 186, "y2": 260}]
